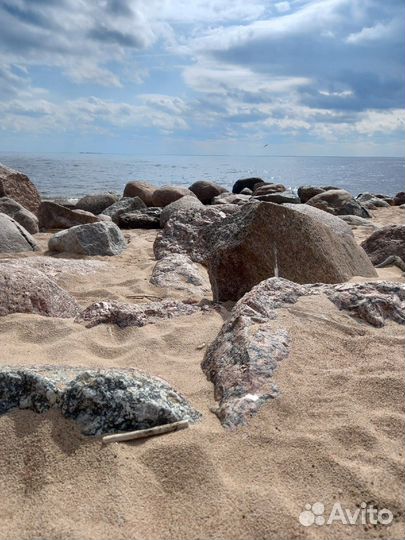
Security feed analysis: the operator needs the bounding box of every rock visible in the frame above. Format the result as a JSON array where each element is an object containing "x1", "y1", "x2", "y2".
[
  {"x1": 240, "y1": 188, "x2": 253, "y2": 195},
  {"x1": 75, "y1": 193, "x2": 119, "y2": 215},
  {"x1": 150, "y1": 254, "x2": 211, "y2": 296},
  {"x1": 38, "y1": 201, "x2": 102, "y2": 230},
  {"x1": 123, "y1": 180, "x2": 156, "y2": 206},
  {"x1": 307, "y1": 189, "x2": 370, "y2": 218},
  {"x1": 339, "y1": 215, "x2": 379, "y2": 229},
  {"x1": 152, "y1": 186, "x2": 197, "y2": 208},
  {"x1": 96, "y1": 214, "x2": 112, "y2": 222},
  {"x1": 253, "y1": 190, "x2": 300, "y2": 204},
  {"x1": 356, "y1": 193, "x2": 390, "y2": 209},
  {"x1": 160, "y1": 196, "x2": 203, "y2": 227},
  {"x1": 203, "y1": 202, "x2": 377, "y2": 301},
  {"x1": 102, "y1": 197, "x2": 146, "y2": 223},
  {"x1": 76, "y1": 299, "x2": 205, "y2": 328},
  {"x1": 0, "y1": 162, "x2": 41, "y2": 215},
  {"x1": 211, "y1": 193, "x2": 252, "y2": 205},
  {"x1": 0, "y1": 263, "x2": 79, "y2": 318},
  {"x1": 297, "y1": 185, "x2": 326, "y2": 203},
  {"x1": 119, "y1": 208, "x2": 162, "y2": 229},
  {"x1": 361, "y1": 225, "x2": 405, "y2": 266},
  {"x1": 0, "y1": 256, "x2": 107, "y2": 280},
  {"x1": 154, "y1": 205, "x2": 240, "y2": 262},
  {"x1": 202, "y1": 277, "x2": 405, "y2": 427},
  {"x1": 393, "y1": 192, "x2": 405, "y2": 206},
  {"x1": 0, "y1": 214, "x2": 39, "y2": 253},
  {"x1": 189, "y1": 180, "x2": 227, "y2": 204},
  {"x1": 253, "y1": 183, "x2": 286, "y2": 196},
  {"x1": 0, "y1": 366, "x2": 201, "y2": 436},
  {"x1": 48, "y1": 222, "x2": 127, "y2": 256},
  {"x1": 0, "y1": 197, "x2": 39, "y2": 234},
  {"x1": 232, "y1": 177, "x2": 265, "y2": 194}
]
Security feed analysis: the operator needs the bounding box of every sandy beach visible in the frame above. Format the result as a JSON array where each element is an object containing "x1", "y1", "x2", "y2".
[{"x1": 0, "y1": 204, "x2": 404, "y2": 540}]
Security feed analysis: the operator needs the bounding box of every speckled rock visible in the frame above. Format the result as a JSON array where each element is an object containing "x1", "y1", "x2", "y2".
[
  {"x1": 339, "y1": 215, "x2": 380, "y2": 229},
  {"x1": 297, "y1": 185, "x2": 326, "y2": 203},
  {"x1": 75, "y1": 193, "x2": 119, "y2": 215},
  {"x1": 48, "y1": 222, "x2": 127, "y2": 256},
  {"x1": 356, "y1": 193, "x2": 390, "y2": 209},
  {"x1": 0, "y1": 214, "x2": 39, "y2": 253},
  {"x1": 0, "y1": 366, "x2": 201, "y2": 436},
  {"x1": 203, "y1": 202, "x2": 376, "y2": 301},
  {"x1": 76, "y1": 299, "x2": 205, "y2": 328},
  {"x1": 211, "y1": 193, "x2": 252, "y2": 205},
  {"x1": 361, "y1": 225, "x2": 405, "y2": 266},
  {"x1": 150, "y1": 254, "x2": 211, "y2": 296},
  {"x1": 0, "y1": 263, "x2": 80, "y2": 318},
  {"x1": 0, "y1": 163, "x2": 41, "y2": 215},
  {"x1": 307, "y1": 189, "x2": 370, "y2": 218},
  {"x1": 0, "y1": 197, "x2": 39, "y2": 234},
  {"x1": 252, "y1": 190, "x2": 300, "y2": 204},
  {"x1": 252, "y1": 184, "x2": 286, "y2": 196},
  {"x1": 0, "y1": 256, "x2": 107, "y2": 280},
  {"x1": 154, "y1": 205, "x2": 240, "y2": 262},
  {"x1": 202, "y1": 277, "x2": 405, "y2": 427},
  {"x1": 160, "y1": 196, "x2": 203, "y2": 227},
  {"x1": 38, "y1": 201, "x2": 101, "y2": 230},
  {"x1": 102, "y1": 197, "x2": 146, "y2": 223}
]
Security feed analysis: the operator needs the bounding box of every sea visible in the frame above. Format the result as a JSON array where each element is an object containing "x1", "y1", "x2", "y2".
[{"x1": 0, "y1": 152, "x2": 403, "y2": 199}]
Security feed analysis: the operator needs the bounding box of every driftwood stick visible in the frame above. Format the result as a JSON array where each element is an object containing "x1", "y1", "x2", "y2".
[{"x1": 102, "y1": 420, "x2": 189, "y2": 444}]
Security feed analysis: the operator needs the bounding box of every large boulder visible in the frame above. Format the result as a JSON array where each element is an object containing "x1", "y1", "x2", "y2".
[
  {"x1": 75, "y1": 193, "x2": 119, "y2": 215},
  {"x1": 297, "y1": 185, "x2": 326, "y2": 203},
  {"x1": 102, "y1": 197, "x2": 146, "y2": 223},
  {"x1": 189, "y1": 181, "x2": 227, "y2": 204},
  {"x1": 152, "y1": 186, "x2": 197, "y2": 207},
  {"x1": 0, "y1": 197, "x2": 39, "y2": 234},
  {"x1": 203, "y1": 202, "x2": 377, "y2": 302},
  {"x1": 154, "y1": 205, "x2": 241, "y2": 262},
  {"x1": 0, "y1": 263, "x2": 79, "y2": 318},
  {"x1": 0, "y1": 163, "x2": 41, "y2": 215},
  {"x1": 0, "y1": 214, "x2": 39, "y2": 253},
  {"x1": 150, "y1": 254, "x2": 211, "y2": 296},
  {"x1": 356, "y1": 193, "x2": 390, "y2": 209},
  {"x1": 0, "y1": 366, "x2": 201, "y2": 436},
  {"x1": 123, "y1": 180, "x2": 156, "y2": 206},
  {"x1": 48, "y1": 222, "x2": 127, "y2": 256},
  {"x1": 202, "y1": 277, "x2": 405, "y2": 427},
  {"x1": 361, "y1": 225, "x2": 405, "y2": 266},
  {"x1": 119, "y1": 208, "x2": 162, "y2": 229},
  {"x1": 393, "y1": 192, "x2": 405, "y2": 206},
  {"x1": 306, "y1": 189, "x2": 370, "y2": 218},
  {"x1": 38, "y1": 201, "x2": 102, "y2": 230},
  {"x1": 160, "y1": 195, "x2": 203, "y2": 227},
  {"x1": 232, "y1": 177, "x2": 265, "y2": 194}
]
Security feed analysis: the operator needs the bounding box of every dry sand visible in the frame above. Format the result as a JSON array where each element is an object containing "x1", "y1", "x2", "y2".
[{"x1": 0, "y1": 207, "x2": 404, "y2": 539}]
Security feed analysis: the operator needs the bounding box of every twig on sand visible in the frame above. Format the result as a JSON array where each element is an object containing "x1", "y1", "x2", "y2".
[
  {"x1": 126, "y1": 294, "x2": 163, "y2": 300},
  {"x1": 102, "y1": 420, "x2": 189, "y2": 444}
]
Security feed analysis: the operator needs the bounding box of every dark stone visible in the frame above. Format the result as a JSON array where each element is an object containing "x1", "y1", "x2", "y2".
[
  {"x1": 232, "y1": 177, "x2": 265, "y2": 194},
  {"x1": 361, "y1": 225, "x2": 405, "y2": 266},
  {"x1": 119, "y1": 208, "x2": 162, "y2": 228}
]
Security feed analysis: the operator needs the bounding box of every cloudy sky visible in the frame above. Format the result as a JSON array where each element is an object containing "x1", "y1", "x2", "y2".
[{"x1": 0, "y1": 0, "x2": 404, "y2": 156}]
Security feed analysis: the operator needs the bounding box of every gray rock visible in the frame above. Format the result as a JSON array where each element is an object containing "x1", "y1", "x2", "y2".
[
  {"x1": 253, "y1": 190, "x2": 300, "y2": 204},
  {"x1": 339, "y1": 215, "x2": 380, "y2": 229},
  {"x1": 356, "y1": 193, "x2": 390, "y2": 208},
  {"x1": 0, "y1": 162, "x2": 41, "y2": 215},
  {"x1": 253, "y1": 184, "x2": 286, "y2": 196},
  {"x1": 0, "y1": 214, "x2": 39, "y2": 253},
  {"x1": 0, "y1": 366, "x2": 201, "y2": 436},
  {"x1": 297, "y1": 185, "x2": 326, "y2": 203},
  {"x1": 202, "y1": 277, "x2": 405, "y2": 427},
  {"x1": 154, "y1": 205, "x2": 240, "y2": 262},
  {"x1": 160, "y1": 195, "x2": 203, "y2": 227},
  {"x1": 393, "y1": 192, "x2": 405, "y2": 206},
  {"x1": 307, "y1": 189, "x2": 370, "y2": 218},
  {"x1": 75, "y1": 193, "x2": 119, "y2": 215},
  {"x1": 48, "y1": 222, "x2": 127, "y2": 256},
  {"x1": 0, "y1": 256, "x2": 107, "y2": 280},
  {"x1": 0, "y1": 262, "x2": 80, "y2": 318},
  {"x1": 203, "y1": 202, "x2": 377, "y2": 301},
  {"x1": 38, "y1": 201, "x2": 101, "y2": 230},
  {"x1": 189, "y1": 180, "x2": 227, "y2": 204},
  {"x1": 240, "y1": 188, "x2": 253, "y2": 195},
  {"x1": 361, "y1": 225, "x2": 405, "y2": 266},
  {"x1": 119, "y1": 207, "x2": 162, "y2": 228},
  {"x1": 150, "y1": 254, "x2": 211, "y2": 296},
  {"x1": 211, "y1": 192, "x2": 252, "y2": 205},
  {"x1": 76, "y1": 298, "x2": 205, "y2": 328},
  {"x1": 102, "y1": 197, "x2": 146, "y2": 223},
  {"x1": 0, "y1": 197, "x2": 39, "y2": 234}
]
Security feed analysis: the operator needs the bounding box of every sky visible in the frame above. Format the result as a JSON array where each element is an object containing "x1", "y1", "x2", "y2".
[{"x1": 0, "y1": 0, "x2": 404, "y2": 157}]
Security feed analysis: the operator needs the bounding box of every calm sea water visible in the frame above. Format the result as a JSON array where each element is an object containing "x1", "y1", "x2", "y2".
[{"x1": 0, "y1": 152, "x2": 403, "y2": 199}]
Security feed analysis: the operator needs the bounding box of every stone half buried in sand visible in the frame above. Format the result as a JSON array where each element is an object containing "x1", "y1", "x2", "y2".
[
  {"x1": 150, "y1": 254, "x2": 212, "y2": 297},
  {"x1": 202, "y1": 277, "x2": 405, "y2": 428},
  {"x1": 203, "y1": 201, "x2": 377, "y2": 302},
  {"x1": 0, "y1": 262, "x2": 80, "y2": 318},
  {"x1": 76, "y1": 298, "x2": 209, "y2": 328},
  {"x1": 0, "y1": 366, "x2": 201, "y2": 436}
]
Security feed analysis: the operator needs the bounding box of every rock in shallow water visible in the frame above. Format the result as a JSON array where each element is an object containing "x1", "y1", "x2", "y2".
[
  {"x1": 202, "y1": 277, "x2": 405, "y2": 428},
  {"x1": 0, "y1": 366, "x2": 201, "y2": 435},
  {"x1": 0, "y1": 262, "x2": 80, "y2": 318}
]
